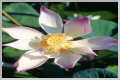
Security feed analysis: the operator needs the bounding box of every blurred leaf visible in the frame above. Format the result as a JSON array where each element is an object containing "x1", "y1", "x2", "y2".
[
  {"x1": 3, "y1": 3, "x2": 40, "y2": 27},
  {"x1": 50, "y1": 4, "x2": 67, "y2": 17},
  {"x1": 113, "y1": 34, "x2": 118, "y2": 39},
  {"x1": 58, "y1": 11, "x2": 116, "y2": 20},
  {"x1": 4, "y1": 3, "x2": 38, "y2": 15},
  {"x1": 97, "y1": 50, "x2": 117, "y2": 58},
  {"x1": 83, "y1": 19, "x2": 117, "y2": 38},
  {"x1": 14, "y1": 72, "x2": 36, "y2": 78},
  {"x1": 109, "y1": 47, "x2": 118, "y2": 52},
  {"x1": 93, "y1": 50, "x2": 118, "y2": 67},
  {"x1": 39, "y1": 63, "x2": 67, "y2": 78},
  {"x1": 106, "y1": 65, "x2": 118, "y2": 74},
  {"x1": 78, "y1": 11, "x2": 116, "y2": 19},
  {"x1": 3, "y1": 47, "x2": 26, "y2": 58},
  {"x1": 72, "y1": 68, "x2": 117, "y2": 78}
]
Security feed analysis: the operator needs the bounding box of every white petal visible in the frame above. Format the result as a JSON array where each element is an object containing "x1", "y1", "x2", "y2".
[
  {"x1": 44, "y1": 52, "x2": 60, "y2": 58},
  {"x1": 16, "y1": 50, "x2": 48, "y2": 72},
  {"x1": 39, "y1": 6, "x2": 63, "y2": 34},
  {"x1": 64, "y1": 17, "x2": 92, "y2": 38},
  {"x1": 71, "y1": 41, "x2": 97, "y2": 56},
  {"x1": 71, "y1": 48, "x2": 97, "y2": 56},
  {"x1": 3, "y1": 39, "x2": 32, "y2": 50},
  {"x1": 86, "y1": 36, "x2": 118, "y2": 50},
  {"x1": 55, "y1": 52, "x2": 82, "y2": 69},
  {"x1": 2, "y1": 27, "x2": 43, "y2": 39},
  {"x1": 72, "y1": 36, "x2": 118, "y2": 50}
]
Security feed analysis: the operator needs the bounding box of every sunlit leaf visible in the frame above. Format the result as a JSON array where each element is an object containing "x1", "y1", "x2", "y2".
[{"x1": 106, "y1": 65, "x2": 118, "y2": 74}]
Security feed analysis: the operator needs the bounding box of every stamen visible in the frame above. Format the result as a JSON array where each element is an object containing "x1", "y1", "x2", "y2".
[{"x1": 40, "y1": 33, "x2": 72, "y2": 53}]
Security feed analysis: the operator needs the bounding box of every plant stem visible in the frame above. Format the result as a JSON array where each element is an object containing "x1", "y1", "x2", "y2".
[{"x1": 2, "y1": 10, "x2": 22, "y2": 26}]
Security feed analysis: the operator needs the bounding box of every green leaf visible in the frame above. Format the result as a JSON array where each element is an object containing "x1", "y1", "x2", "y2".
[
  {"x1": 2, "y1": 21, "x2": 17, "y2": 27},
  {"x1": 97, "y1": 50, "x2": 117, "y2": 60},
  {"x1": 109, "y1": 46, "x2": 118, "y2": 52},
  {"x1": 58, "y1": 11, "x2": 116, "y2": 20},
  {"x1": 14, "y1": 72, "x2": 36, "y2": 78},
  {"x1": 93, "y1": 50, "x2": 117, "y2": 67},
  {"x1": 78, "y1": 11, "x2": 117, "y2": 19},
  {"x1": 3, "y1": 3, "x2": 40, "y2": 27},
  {"x1": 40, "y1": 63, "x2": 66, "y2": 78},
  {"x1": 83, "y1": 19, "x2": 117, "y2": 38},
  {"x1": 113, "y1": 34, "x2": 118, "y2": 39},
  {"x1": 2, "y1": 32, "x2": 15, "y2": 43},
  {"x1": 3, "y1": 47, "x2": 26, "y2": 58},
  {"x1": 72, "y1": 68, "x2": 117, "y2": 78},
  {"x1": 106, "y1": 65, "x2": 118, "y2": 74}
]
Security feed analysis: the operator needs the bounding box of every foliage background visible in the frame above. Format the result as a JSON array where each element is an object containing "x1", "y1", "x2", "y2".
[{"x1": 2, "y1": 2, "x2": 118, "y2": 78}]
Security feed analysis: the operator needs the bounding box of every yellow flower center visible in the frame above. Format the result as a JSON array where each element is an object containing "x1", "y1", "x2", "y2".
[{"x1": 40, "y1": 33, "x2": 73, "y2": 53}]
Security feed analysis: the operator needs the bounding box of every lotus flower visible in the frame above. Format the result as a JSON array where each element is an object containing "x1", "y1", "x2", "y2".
[{"x1": 2, "y1": 6, "x2": 117, "y2": 72}]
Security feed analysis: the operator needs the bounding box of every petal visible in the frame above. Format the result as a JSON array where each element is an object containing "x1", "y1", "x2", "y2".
[
  {"x1": 72, "y1": 46, "x2": 97, "y2": 56},
  {"x1": 39, "y1": 6, "x2": 63, "y2": 34},
  {"x1": 3, "y1": 39, "x2": 32, "y2": 50},
  {"x1": 29, "y1": 38, "x2": 41, "y2": 49},
  {"x1": 44, "y1": 52, "x2": 60, "y2": 58},
  {"x1": 64, "y1": 17, "x2": 92, "y2": 38},
  {"x1": 55, "y1": 52, "x2": 82, "y2": 69},
  {"x1": 2, "y1": 27, "x2": 43, "y2": 39},
  {"x1": 72, "y1": 36, "x2": 118, "y2": 50},
  {"x1": 16, "y1": 50, "x2": 48, "y2": 72},
  {"x1": 71, "y1": 40, "x2": 98, "y2": 56},
  {"x1": 71, "y1": 48, "x2": 98, "y2": 56}
]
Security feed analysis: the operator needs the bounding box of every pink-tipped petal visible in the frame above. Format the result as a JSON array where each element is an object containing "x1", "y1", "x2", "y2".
[
  {"x1": 71, "y1": 46, "x2": 97, "y2": 56},
  {"x1": 82, "y1": 36, "x2": 118, "y2": 50},
  {"x1": 3, "y1": 39, "x2": 32, "y2": 50},
  {"x1": 39, "y1": 6, "x2": 63, "y2": 34},
  {"x1": 16, "y1": 50, "x2": 48, "y2": 72},
  {"x1": 88, "y1": 51, "x2": 98, "y2": 56},
  {"x1": 55, "y1": 52, "x2": 82, "y2": 69},
  {"x1": 64, "y1": 17, "x2": 92, "y2": 38},
  {"x1": 2, "y1": 27, "x2": 43, "y2": 39}
]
